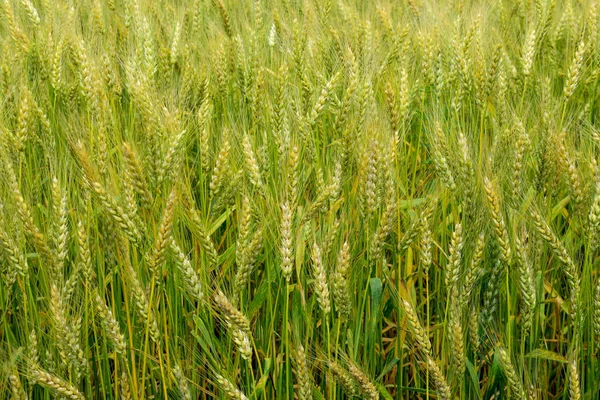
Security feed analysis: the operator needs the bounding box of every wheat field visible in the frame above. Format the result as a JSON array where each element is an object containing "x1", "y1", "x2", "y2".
[{"x1": 1, "y1": 0, "x2": 600, "y2": 398}]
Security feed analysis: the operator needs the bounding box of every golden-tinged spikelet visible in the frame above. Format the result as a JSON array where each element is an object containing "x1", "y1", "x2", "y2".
[
  {"x1": 171, "y1": 240, "x2": 203, "y2": 302},
  {"x1": 447, "y1": 302, "x2": 465, "y2": 379},
  {"x1": 231, "y1": 326, "x2": 252, "y2": 360},
  {"x1": 400, "y1": 297, "x2": 432, "y2": 356},
  {"x1": 564, "y1": 39, "x2": 586, "y2": 104},
  {"x1": 512, "y1": 121, "x2": 529, "y2": 201},
  {"x1": 431, "y1": 124, "x2": 457, "y2": 191},
  {"x1": 287, "y1": 145, "x2": 300, "y2": 205},
  {"x1": 147, "y1": 187, "x2": 177, "y2": 280},
  {"x1": 521, "y1": 28, "x2": 537, "y2": 79},
  {"x1": 0, "y1": 220, "x2": 28, "y2": 285},
  {"x1": 371, "y1": 152, "x2": 396, "y2": 260},
  {"x1": 50, "y1": 284, "x2": 88, "y2": 374},
  {"x1": 198, "y1": 86, "x2": 212, "y2": 173},
  {"x1": 74, "y1": 142, "x2": 141, "y2": 244},
  {"x1": 294, "y1": 344, "x2": 312, "y2": 400},
  {"x1": 234, "y1": 197, "x2": 263, "y2": 295},
  {"x1": 419, "y1": 209, "x2": 433, "y2": 274},
  {"x1": 497, "y1": 346, "x2": 525, "y2": 400},
  {"x1": 124, "y1": 262, "x2": 161, "y2": 344},
  {"x1": 242, "y1": 133, "x2": 263, "y2": 189},
  {"x1": 361, "y1": 139, "x2": 380, "y2": 219},
  {"x1": 514, "y1": 233, "x2": 536, "y2": 330},
  {"x1": 8, "y1": 370, "x2": 27, "y2": 400},
  {"x1": 2, "y1": 0, "x2": 31, "y2": 53},
  {"x1": 311, "y1": 242, "x2": 331, "y2": 315},
  {"x1": 332, "y1": 241, "x2": 352, "y2": 320},
  {"x1": 462, "y1": 232, "x2": 484, "y2": 307},
  {"x1": 15, "y1": 92, "x2": 32, "y2": 152},
  {"x1": 280, "y1": 200, "x2": 294, "y2": 280},
  {"x1": 347, "y1": 361, "x2": 379, "y2": 399},
  {"x1": 553, "y1": 132, "x2": 584, "y2": 204},
  {"x1": 51, "y1": 177, "x2": 69, "y2": 276},
  {"x1": 31, "y1": 367, "x2": 86, "y2": 400},
  {"x1": 77, "y1": 220, "x2": 95, "y2": 282},
  {"x1": 1, "y1": 147, "x2": 54, "y2": 264},
  {"x1": 213, "y1": 289, "x2": 251, "y2": 333},
  {"x1": 309, "y1": 71, "x2": 340, "y2": 125},
  {"x1": 123, "y1": 142, "x2": 153, "y2": 206},
  {"x1": 530, "y1": 209, "x2": 580, "y2": 318},
  {"x1": 157, "y1": 129, "x2": 187, "y2": 185},
  {"x1": 28, "y1": 329, "x2": 39, "y2": 366},
  {"x1": 445, "y1": 221, "x2": 463, "y2": 290},
  {"x1": 210, "y1": 135, "x2": 231, "y2": 197},
  {"x1": 120, "y1": 370, "x2": 132, "y2": 400},
  {"x1": 172, "y1": 362, "x2": 192, "y2": 400},
  {"x1": 214, "y1": 373, "x2": 249, "y2": 400},
  {"x1": 484, "y1": 177, "x2": 511, "y2": 263},
  {"x1": 327, "y1": 360, "x2": 357, "y2": 396},
  {"x1": 170, "y1": 22, "x2": 181, "y2": 66},
  {"x1": 51, "y1": 38, "x2": 64, "y2": 92},
  {"x1": 385, "y1": 81, "x2": 401, "y2": 134},
  {"x1": 468, "y1": 306, "x2": 480, "y2": 351},
  {"x1": 568, "y1": 356, "x2": 581, "y2": 400},
  {"x1": 336, "y1": 48, "x2": 358, "y2": 133},
  {"x1": 595, "y1": 278, "x2": 600, "y2": 340},
  {"x1": 397, "y1": 211, "x2": 424, "y2": 252},
  {"x1": 185, "y1": 204, "x2": 218, "y2": 267},
  {"x1": 425, "y1": 356, "x2": 452, "y2": 400},
  {"x1": 94, "y1": 290, "x2": 127, "y2": 354},
  {"x1": 20, "y1": 0, "x2": 41, "y2": 26},
  {"x1": 214, "y1": 0, "x2": 232, "y2": 37}
]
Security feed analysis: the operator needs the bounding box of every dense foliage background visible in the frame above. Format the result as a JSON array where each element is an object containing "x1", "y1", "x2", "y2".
[{"x1": 1, "y1": 0, "x2": 600, "y2": 398}]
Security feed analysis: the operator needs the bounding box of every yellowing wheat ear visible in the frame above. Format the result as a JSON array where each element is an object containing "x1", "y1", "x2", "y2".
[
  {"x1": 8, "y1": 370, "x2": 27, "y2": 400},
  {"x1": 311, "y1": 242, "x2": 331, "y2": 315},
  {"x1": 280, "y1": 200, "x2": 294, "y2": 280},
  {"x1": 484, "y1": 177, "x2": 511, "y2": 263},
  {"x1": 94, "y1": 289, "x2": 127, "y2": 354},
  {"x1": 172, "y1": 239, "x2": 203, "y2": 302},
  {"x1": 497, "y1": 347, "x2": 526, "y2": 400},
  {"x1": 31, "y1": 367, "x2": 86, "y2": 400},
  {"x1": 147, "y1": 187, "x2": 177, "y2": 280},
  {"x1": 564, "y1": 40, "x2": 586, "y2": 104},
  {"x1": 530, "y1": 209, "x2": 580, "y2": 318},
  {"x1": 172, "y1": 362, "x2": 192, "y2": 400},
  {"x1": 327, "y1": 359, "x2": 357, "y2": 397},
  {"x1": 568, "y1": 356, "x2": 582, "y2": 400},
  {"x1": 332, "y1": 240, "x2": 351, "y2": 320},
  {"x1": 293, "y1": 344, "x2": 312, "y2": 399},
  {"x1": 215, "y1": 373, "x2": 249, "y2": 400},
  {"x1": 346, "y1": 361, "x2": 379, "y2": 400},
  {"x1": 0, "y1": 218, "x2": 28, "y2": 286}
]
